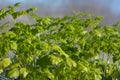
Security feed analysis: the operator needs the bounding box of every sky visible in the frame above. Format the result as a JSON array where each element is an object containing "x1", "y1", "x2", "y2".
[
  {"x1": 5, "y1": 0, "x2": 120, "y2": 14},
  {"x1": 0, "y1": 0, "x2": 120, "y2": 25},
  {"x1": 112, "y1": 0, "x2": 120, "y2": 14}
]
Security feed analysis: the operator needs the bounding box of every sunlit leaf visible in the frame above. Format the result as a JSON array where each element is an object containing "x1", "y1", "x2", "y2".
[
  {"x1": 66, "y1": 58, "x2": 77, "y2": 68},
  {"x1": 49, "y1": 55, "x2": 62, "y2": 64},
  {"x1": 8, "y1": 68, "x2": 19, "y2": 79},
  {"x1": 0, "y1": 58, "x2": 12, "y2": 68},
  {"x1": 20, "y1": 68, "x2": 28, "y2": 78}
]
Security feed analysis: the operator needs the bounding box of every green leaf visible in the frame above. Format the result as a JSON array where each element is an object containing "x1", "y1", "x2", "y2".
[
  {"x1": 11, "y1": 63, "x2": 20, "y2": 69},
  {"x1": 14, "y1": 2, "x2": 21, "y2": 7},
  {"x1": 20, "y1": 68, "x2": 28, "y2": 78},
  {"x1": 82, "y1": 30, "x2": 87, "y2": 35},
  {"x1": 26, "y1": 8, "x2": 37, "y2": 13},
  {"x1": 49, "y1": 55, "x2": 62, "y2": 64},
  {"x1": 44, "y1": 68, "x2": 55, "y2": 79},
  {"x1": 0, "y1": 69, "x2": 3, "y2": 73},
  {"x1": 0, "y1": 58, "x2": 12, "y2": 68},
  {"x1": 9, "y1": 41, "x2": 17, "y2": 50},
  {"x1": 8, "y1": 68, "x2": 19, "y2": 79},
  {"x1": 94, "y1": 29, "x2": 102, "y2": 37},
  {"x1": 52, "y1": 44, "x2": 69, "y2": 57},
  {"x1": 4, "y1": 31, "x2": 16, "y2": 38},
  {"x1": 66, "y1": 58, "x2": 77, "y2": 68}
]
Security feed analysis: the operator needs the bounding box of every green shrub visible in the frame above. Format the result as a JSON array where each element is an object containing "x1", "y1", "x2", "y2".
[{"x1": 0, "y1": 3, "x2": 120, "y2": 80}]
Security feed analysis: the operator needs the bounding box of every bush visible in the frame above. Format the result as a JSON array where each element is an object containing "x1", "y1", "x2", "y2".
[{"x1": 0, "y1": 3, "x2": 120, "y2": 80}]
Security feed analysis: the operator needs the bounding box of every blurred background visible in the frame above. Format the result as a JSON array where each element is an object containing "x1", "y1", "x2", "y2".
[{"x1": 0, "y1": 0, "x2": 120, "y2": 25}]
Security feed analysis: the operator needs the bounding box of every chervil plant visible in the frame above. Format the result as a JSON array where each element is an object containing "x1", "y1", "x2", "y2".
[{"x1": 0, "y1": 3, "x2": 120, "y2": 80}]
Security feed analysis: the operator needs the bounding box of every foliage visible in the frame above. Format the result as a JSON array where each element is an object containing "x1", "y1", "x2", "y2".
[{"x1": 0, "y1": 3, "x2": 120, "y2": 80}]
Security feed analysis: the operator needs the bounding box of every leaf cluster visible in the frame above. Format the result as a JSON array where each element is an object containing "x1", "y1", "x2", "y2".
[{"x1": 0, "y1": 3, "x2": 120, "y2": 80}]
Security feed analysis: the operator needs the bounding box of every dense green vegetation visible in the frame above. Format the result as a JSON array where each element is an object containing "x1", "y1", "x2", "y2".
[{"x1": 0, "y1": 3, "x2": 120, "y2": 80}]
